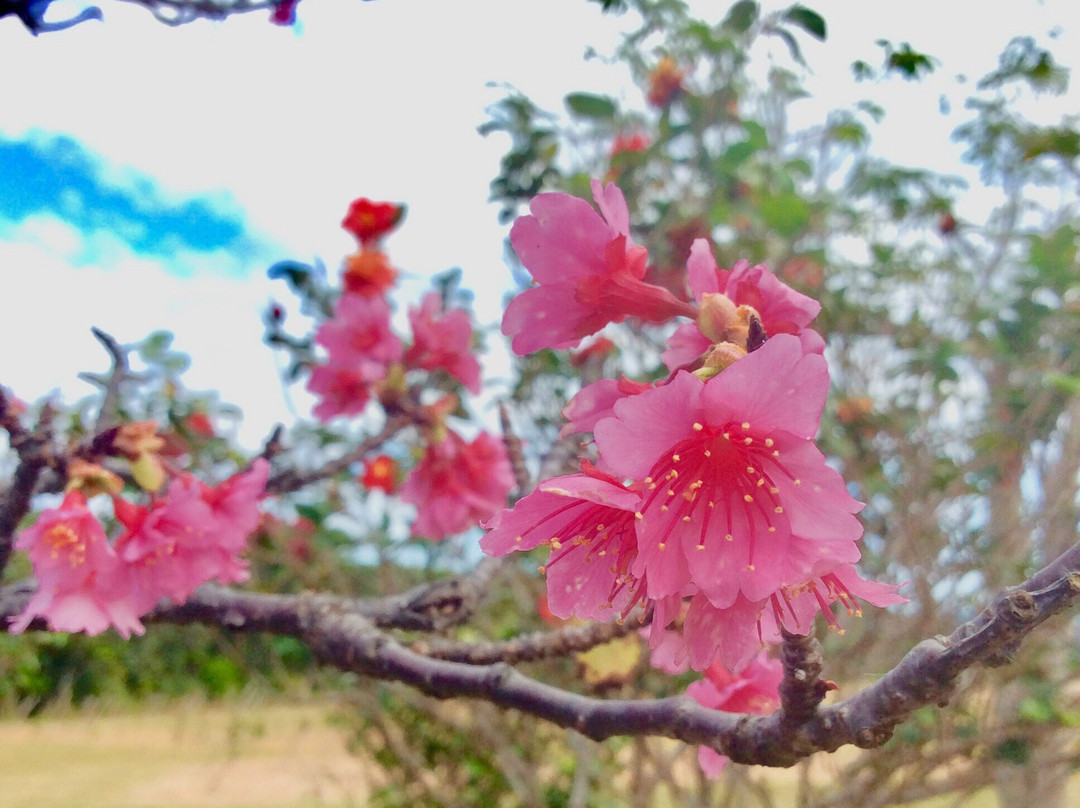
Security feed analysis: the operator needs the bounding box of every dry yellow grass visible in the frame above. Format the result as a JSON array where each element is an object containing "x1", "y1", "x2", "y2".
[
  {"x1": 4, "y1": 698, "x2": 1079, "y2": 808},
  {"x1": 0, "y1": 700, "x2": 376, "y2": 808}
]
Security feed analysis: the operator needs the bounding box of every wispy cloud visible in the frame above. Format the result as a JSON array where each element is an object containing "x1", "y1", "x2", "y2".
[{"x1": 0, "y1": 130, "x2": 257, "y2": 273}]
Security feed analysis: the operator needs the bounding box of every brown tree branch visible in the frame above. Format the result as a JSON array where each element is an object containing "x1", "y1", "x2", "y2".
[
  {"x1": 409, "y1": 610, "x2": 651, "y2": 665},
  {"x1": 112, "y1": 0, "x2": 277, "y2": 26},
  {"x1": 5, "y1": 538, "x2": 1080, "y2": 766},
  {"x1": 265, "y1": 412, "x2": 413, "y2": 494},
  {"x1": 0, "y1": 394, "x2": 56, "y2": 575}
]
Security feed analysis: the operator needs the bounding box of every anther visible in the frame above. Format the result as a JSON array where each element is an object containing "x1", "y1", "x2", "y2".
[
  {"x1": 774, "y1": 506, "x2": 783, "y2": 514},
  {"x1": 744, "y1": 437, "x2": 753, "y2": 445},
  {"x1": 743, "y1": 494, "x2": 754, "y2": 502},
  {"x1": 693, "y1": 422, "x2": 704, "y2": 431},
  {"x1": 765, "y1": 438, "x2": 774, "y2": 447},
  {"x1": 741, "y1": 422, "x2": 750, "y2": 430}
]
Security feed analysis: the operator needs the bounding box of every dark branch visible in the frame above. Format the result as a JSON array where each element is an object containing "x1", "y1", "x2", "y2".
[
  {"x1": 5, "y1": 539, "x2": 1080, "y2": 765},
  {"x1": 265, "y1": 413, "x2": 412, "y2": 494},
  {"x1": 410, "y1": 610, "x2": 651, "y2": 665},
  {"x1": 0, "y1": 395, "x2": 55, "y2": 575}
]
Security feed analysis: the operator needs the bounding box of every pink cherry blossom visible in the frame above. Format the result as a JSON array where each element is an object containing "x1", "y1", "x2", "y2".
[
  {"x1": 307, "y1": 293, "x2": 403, "y2": 422},
  {"x1": 10, "y1": 492, "x2": 144, "y2": 638},
  {"x1": 687, "y1": 651, "x2": 782, "y2": 778},
  {"x1": 316, "y1": 293, "x2": 403, "y2": 367},
  {"x1": 112, "y1": 458, "x2": 268, "y2": 609},
  {"x1": 662, "y1": 239, "x2": 825, "y2": 370},
  {"x1": 405, "y1": 292, "x2": 482, "y2": 393},
  {"x1": 650, "y1": 564, "x2": 906, "y2": 674},
  {"x1": 308, "y1": 365, "x2": 380, "y2": 421},
  {"x1": 114, "y1": 477, "x2": 223, "y2": 612},
  {"x1": 402, "y1": 430, "x2": 515, "y2": 540},
  {"x1": 114, "y1": 460, "x2": 268, "y2": 612},
  {"x1": 481, "y1": 461, "x2": 643, "y2": 620},
  {"x1": 196, "y1": 458, "x2": 269, "y2": 553},
  {"x1": 559, "y1": 376, "x2": 652, "y2": 438},
  {"x1": 594, "y1": 335, "x2": 863, "y2": 608},
  {"x1": 503, "y1": 180, "x2": 695, "y2": 355}
]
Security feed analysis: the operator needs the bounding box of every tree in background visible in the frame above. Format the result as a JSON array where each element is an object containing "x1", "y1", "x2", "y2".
[{"x1": 2, "y1": 1, "x2": 1079, "y2": 807}]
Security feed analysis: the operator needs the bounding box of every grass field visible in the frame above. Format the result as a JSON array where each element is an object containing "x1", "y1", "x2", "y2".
[
  {"x1": 3, "y1": 698, "x2": 1076, "y2": 808},
  {"x1": 0, "y1": 700, "x2": 375, "y2": 808}
]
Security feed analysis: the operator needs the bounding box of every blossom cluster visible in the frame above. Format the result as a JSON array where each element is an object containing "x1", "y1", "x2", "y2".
[
  {"x1": 11, "y1": 459, "x2": 268, "y2": 638},
  {"x1": 306, "y1": 197, "x2": 511, "y2": 540},
  {"x1": 483, "y1": 181, "x2": 903, "y2": 673}
]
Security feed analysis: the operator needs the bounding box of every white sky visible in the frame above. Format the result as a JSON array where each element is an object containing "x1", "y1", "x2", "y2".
[{"x1": 0, "y1": 0, "x2": 1076, "y2": 447}]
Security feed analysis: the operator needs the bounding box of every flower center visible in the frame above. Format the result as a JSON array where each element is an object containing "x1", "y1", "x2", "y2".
[
  {"x1": 637, "y1": 421, "x2": 800, "y2": 569},
  {"x1": 45, "y1": 523, "x2": 87, "y2": 568}
]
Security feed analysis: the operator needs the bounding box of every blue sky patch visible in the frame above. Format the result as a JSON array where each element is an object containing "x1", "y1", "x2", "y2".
[{"x1": 0, "y1": 131, "x2": 257, "y2": 273}]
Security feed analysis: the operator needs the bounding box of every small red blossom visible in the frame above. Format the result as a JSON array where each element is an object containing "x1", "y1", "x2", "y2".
[
  {"x1": 184, "y1": 411, "x2": 215, "y2": 439},
  {"x1": 939, "y1": 212, "x2": 957, "y2": 235},
  {"x1": 503, "y1": 180, "x2": 695, "y2": 355},
  {"x1": 569, "y1": 337, "x2": 617, "y2": 367},
  {"x1": 342, "y1": 250, "x2": 398, "y2": 297},
  {"x1": 402, "y1": 430, "x2": 515, "y2": 540},
  {"x1": 609, "y1": 132, "x2": 651, "y2": 158},
  {"x1": 647, "y1": 57, "x2": 684, "y2": 108},
  {"x1": 361, "y1": 454, "x2": 399, "y2": 494},
  {"x1": 405, "y1": 292, "x2": 482, "y2": 394},
  {"x1": 269, "y1": 0, "x2": 298, "y2": 25},
  {"x1": 341, "y1": 198, "x2": 406, "y2": 245}
]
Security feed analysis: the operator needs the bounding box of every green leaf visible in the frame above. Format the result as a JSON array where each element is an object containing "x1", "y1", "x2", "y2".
[
  {"x1": 993, "y1": 737, "x2": 1031, "y2": 765},
  {"x1": 774, "y1": 28, "x2": 805, "y2": 67},
  {"x1": 1018, "y1": 695, "x2": 1056, "y2": 724},
  {"x1": 760, "y1": 191, "x2": 810, "y2": 237},
  {"x1": 742, "y1": 120, "x2": 769, "y2": 149},
  {"x1": 719, "y1": 139, "x2": 759, "y2": 169},
  {"x1": 1045, "y1": 373, "x2": 1080, "y2": 395},
  {"x1": 783, "y1": 5, "x2": 826, "y2": 41},
  {"x1": 138, "y1": 331, "x2": 173, "y2": 362},
  {"x1": 723, "y1": 0, "x2": 758, "y2": 33},
  {"x1": 564, "y1": 92, "x2": 617, "y2": 119}
]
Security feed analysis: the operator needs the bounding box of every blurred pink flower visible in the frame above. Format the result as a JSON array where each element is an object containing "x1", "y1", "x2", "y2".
[
  {"x1": 503, "y1": 180, "x2": 694, "y2": 355},
  {"x1": 405, "y1": 292, "x2": 482, "y2": 393},
  {"x1": 114, "y1": 460, "x2": 267, "y2": 611},
  {"x1": 403, "y1": 430, "x2": 515, "y2": 540},
  {"x1": 559, "y1": 376, "x2": 652, "y2": 438},
  {"x1": 10, "y1": 492, "x2": 144, "y2": 638},
  {"x1": 308, "y1": 293, "x2": 402, "y2": 421},
  {"x1": 688, "y1": 651, "x2": 783, "y2": 778}
]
